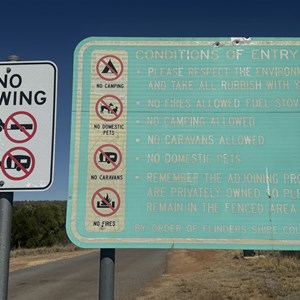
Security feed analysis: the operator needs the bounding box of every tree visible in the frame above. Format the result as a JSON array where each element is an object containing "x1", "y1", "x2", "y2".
[{"x1": 11, "y1": 201, "x2": 69, "y2": 249}]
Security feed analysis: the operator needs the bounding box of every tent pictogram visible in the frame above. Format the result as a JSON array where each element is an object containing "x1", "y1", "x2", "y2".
[
  {"x1": 101, "y1": 60, "x2": 118, "y2": 74},
  {"x1": 96, "y1": 55, "x2": 123, "y2": 81}
]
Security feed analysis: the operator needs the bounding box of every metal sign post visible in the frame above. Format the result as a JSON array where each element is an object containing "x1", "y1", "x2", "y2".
[
  {"x1": 0, "y1": 56, "x2": 18, "y2": 300},
  {"x1": 0, "y1": 192, "x2": 13, "y2": 300},
  {"x1": 99, "y1": 249, "x2": 115, "y2": 300}
]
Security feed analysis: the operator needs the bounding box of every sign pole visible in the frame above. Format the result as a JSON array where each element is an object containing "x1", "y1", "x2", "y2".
[
  {"x1": 0, "y1": 192, "x2": 14, "y2": 300},
  {"x1": 0, "y1": 55, "x2": 21, "y2": 300},
  {"x1": 99, "y1": 248, "x2": 115, "y2": 300}
]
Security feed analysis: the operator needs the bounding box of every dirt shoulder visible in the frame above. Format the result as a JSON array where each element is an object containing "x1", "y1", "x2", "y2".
[
  {"x1": 136, "y1": 249, "x2": 300, "y2": 300},
  {"x1": 9, "y1": 246, "x2": 96, "y2": 272}
]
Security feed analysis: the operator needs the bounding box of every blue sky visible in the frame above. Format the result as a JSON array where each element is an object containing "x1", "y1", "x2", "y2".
[{"x1": 1, "y1": 0, "x2": 299, "y2": 200}]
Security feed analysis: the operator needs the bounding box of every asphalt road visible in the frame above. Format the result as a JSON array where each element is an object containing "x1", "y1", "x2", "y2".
[{"x1": 8, "y1": 249, "x2": 168, "y2": 300}]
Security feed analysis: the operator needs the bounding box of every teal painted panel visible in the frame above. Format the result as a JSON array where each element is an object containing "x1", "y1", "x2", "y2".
[{"x1": 67, "y1": 38, "x2": 300, "y2": 249}]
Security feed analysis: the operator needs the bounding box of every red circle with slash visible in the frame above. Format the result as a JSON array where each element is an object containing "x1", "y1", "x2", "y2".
[
  {"x1": 94, "y1": 144, "x2": 122, "y2": 172},
  {"x1": 4, "y1": 111, "x2": 37, "y2": 143},
  {"x1": 96, "y1": 55, "x2": 124, "y2": 81},
  {"x1": 1, "y1": 147, "x2": 35, "y2": 180},
  {"x1": 95, "y1": 95, "x2": 123, "y2": 122},
  {"x1": 91, "y1": 187, "x2": 121, "y2": 217}
]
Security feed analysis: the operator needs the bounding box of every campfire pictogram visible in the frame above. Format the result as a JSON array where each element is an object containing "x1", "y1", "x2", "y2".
[{"x1": 97, "y1": 193, "x2": 115, "y2": 208}]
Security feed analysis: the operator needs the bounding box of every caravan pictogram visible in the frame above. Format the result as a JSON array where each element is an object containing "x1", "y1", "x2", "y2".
[
  {"x1": 1, "y1": 111, "x2": 37, "y2": 143},
  {"x1": 0, "y1": 147, "x2": 35, "y2": 181},
  {"x1": 95, "y1": 95, "x2": 123, "y2": 122},
  {"x1": 91, "y1": 187, "x2": 121, "y2": 217},
  {"x1": 96, "y1": 55, "x2": 123, "y2": 81},
  {"x1": 94, "y1": 144, "x2": 122, "y2": 172}
]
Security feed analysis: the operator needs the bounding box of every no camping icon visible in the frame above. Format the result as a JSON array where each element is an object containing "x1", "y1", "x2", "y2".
[{"x1": 96, "y1": 55, "x2": 124, "y2": 81}]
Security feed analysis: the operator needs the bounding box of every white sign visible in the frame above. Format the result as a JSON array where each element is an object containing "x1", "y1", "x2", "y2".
[{"x1": 0, "y1": 61, "x2": 57, "y2": 191}]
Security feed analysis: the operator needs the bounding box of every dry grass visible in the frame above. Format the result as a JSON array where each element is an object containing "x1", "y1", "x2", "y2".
[
  {"x1": 136, "y1": 250, "x2": 300, "y2": 300},
  {"x1": 10, "y1": 244, "x2": 80, "y2": 258},
  {"x1": 9, "y1": 245, "x2": 96, "y2": 272}
]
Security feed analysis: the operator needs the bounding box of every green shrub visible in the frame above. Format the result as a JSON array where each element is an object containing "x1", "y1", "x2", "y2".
[{"x1": 11, "y1": 201, "x2": 69, "y2": 249}]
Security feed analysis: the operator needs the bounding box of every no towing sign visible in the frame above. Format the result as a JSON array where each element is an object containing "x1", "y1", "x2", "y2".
[{"x1": 0, "y1": 61, "x2": 57, "y2": 191}]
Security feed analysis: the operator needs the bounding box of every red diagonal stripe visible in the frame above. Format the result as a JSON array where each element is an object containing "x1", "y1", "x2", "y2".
[
  {"x1": 97, "y1": 192, "x2": 115, "y2": 212},
  {"x1": 98, "y1": 147, "x2": 117, "y2": 168},
  {"x1": 11, "y1": 116, "x2": 32, "y2": 138},
  {"x1": 102, "y1": 59, "x2": 118, "y2": 76},
  {"x1": 8, "y1": 153, "x2": 30, "y2": 176}
]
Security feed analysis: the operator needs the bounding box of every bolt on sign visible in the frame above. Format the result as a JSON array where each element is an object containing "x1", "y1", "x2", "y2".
[
  {"x1": 68, "y1": 37, "x2": 300, "y2": 250},
  {"x1": 0, "y1": 61, "x2": 57, "y2": 191}
]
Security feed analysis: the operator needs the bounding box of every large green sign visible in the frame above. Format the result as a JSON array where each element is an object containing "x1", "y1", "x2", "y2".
[{"x1": 67, "y1": 37, "x2": 300, "y2": 249}]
